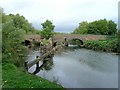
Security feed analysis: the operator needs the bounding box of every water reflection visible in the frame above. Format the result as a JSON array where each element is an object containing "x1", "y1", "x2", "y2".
[
  {"x1": 28, "y1": 46, "x2": 118, "y2": 88},
  {"x1": 62, "y1": 46, "x2": 118, "y2": 73}
]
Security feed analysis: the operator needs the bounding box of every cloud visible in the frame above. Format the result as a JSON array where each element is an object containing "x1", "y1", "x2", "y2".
[{"x1": 0, "y1": 0, "x2": 119, "y2": 32}]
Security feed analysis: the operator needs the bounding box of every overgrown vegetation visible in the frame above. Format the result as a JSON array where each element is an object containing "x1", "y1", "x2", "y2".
[
  {"x1": 72, "y1": 18, "x2": 119, "y2": 53},
  {"x1": 2, "y1": 9, "x2": 43, "y2": 66},
  {"x1": 2, "y1": 11, "x2": 28, "y2": 66},
  {"x1": 84, "y1": 35, "x2": 120, "y2": 53},
  {"x1": 72, "y1": 19, "x2": 117, "y2": 35},
  {"x1": 1, "y1": 8, "x2": 63, "y2": 88}
]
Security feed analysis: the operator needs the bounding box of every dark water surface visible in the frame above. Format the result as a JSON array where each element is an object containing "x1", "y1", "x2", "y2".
[{"x1": 28, "y1": 47, "x2": 118, "y2": 88}]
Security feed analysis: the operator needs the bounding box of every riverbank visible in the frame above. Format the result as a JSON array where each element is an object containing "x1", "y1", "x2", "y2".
[
  {"x1": 84, "y1": 37, "x2": 120, "y2": 54},
  {"x1": 2, "y1": 63, "x2": 64, "y2": 89}
]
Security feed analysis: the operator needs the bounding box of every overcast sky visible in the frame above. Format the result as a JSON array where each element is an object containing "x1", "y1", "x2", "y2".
[{"x1": 0, "y1": 0, "x2": 119, "y2": 33}]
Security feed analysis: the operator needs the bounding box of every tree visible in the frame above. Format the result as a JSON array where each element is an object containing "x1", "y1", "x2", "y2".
[
  {"x1": 87, "y1": 19, "x2": 109, "y2": 35},
  {"x1": 8, "y1": 14, "x2": 35, "y2": 34},
  {"x1": 73, "y1": 19, "x2": 117, "y2": 35},
  {"x1": 87, "y1": 20, "x2": 99, "y2": 34},
  {"x1": 40, "y1": 20, "x2": 55, "y2": 39},
  {"x1": 72, "y1": 21, "x2": 88, "y2": 34},
  {"x1": 97, "y1": 19, "x2": 108, "y2": 35},
  {"x1": 107, "y1": 20, "x2": 117, "y2": 35},
  {"x1": 2, "y1": 12, "x2": 28, "y2": 66}
]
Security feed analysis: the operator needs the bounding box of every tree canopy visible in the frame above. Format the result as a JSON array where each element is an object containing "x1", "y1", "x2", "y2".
[
  {"x1": 7, "y1": 14, "x2": 36, "y2": 34},
  {"x1": 2, "y1": 11, "x2": 37, "y2": 66},
  {"x1": 73, "y1": 21, "x2": 89, "y2": 34},
  {"x1": 40, "y1": 20, "x2": 55, "y2": 39},
  {"x1": 72, "y1": 19, "x2": 117, "y2": 35}
]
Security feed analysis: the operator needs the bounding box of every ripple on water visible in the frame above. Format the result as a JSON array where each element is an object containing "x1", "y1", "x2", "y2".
[{"x1": 28, "y1": 48, "x2": 118, "y2": 88}]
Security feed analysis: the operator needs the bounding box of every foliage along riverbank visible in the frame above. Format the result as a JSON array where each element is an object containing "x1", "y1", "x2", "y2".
[
  {"x1": 2, "y1": 9, "x2": 64, "y2": 89},
  {"x1": 2, "y1": 63, "x2": 64, "y2": 89},
  {"x1": 71, "y1": 18, "x2": 120, "y2": 53},
  {"x1": 84, "y1": 36, "x2": 120, "y2": 53}
]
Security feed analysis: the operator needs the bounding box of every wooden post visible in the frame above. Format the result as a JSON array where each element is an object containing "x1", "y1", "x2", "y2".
[
  {"x1": 36, "y1": 62, "x2": 39, "y2": 70},
  {"x1": 24, "y1": 60, "x2": 28, "y2": 71},
  {"x1": 36, "y1": 56, "x2": 39, "y2": 70}
]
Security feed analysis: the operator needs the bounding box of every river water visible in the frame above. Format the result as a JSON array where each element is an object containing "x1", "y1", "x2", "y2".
[{"x1": 28, "y1": 46, "x2": 118, "y2": 88}]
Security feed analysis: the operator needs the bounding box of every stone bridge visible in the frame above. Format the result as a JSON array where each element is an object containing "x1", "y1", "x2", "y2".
[
  {"x1": 53, "y1": 34, "x2": 106, "y2": 42},
  {"x1": 24, "y1": 34, "x2": 106, "y2": 46},
  {"x1": 25, "y1": 35, "x2": 42, "y2": 42}
]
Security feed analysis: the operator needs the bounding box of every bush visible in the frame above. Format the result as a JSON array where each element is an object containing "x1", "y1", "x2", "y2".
[
  {"x1": 84, "y1": 37, "x2": 119, "y2": 53},
  {"x1": 2, "y1": 14, "x2": 28, "y2": 67}
]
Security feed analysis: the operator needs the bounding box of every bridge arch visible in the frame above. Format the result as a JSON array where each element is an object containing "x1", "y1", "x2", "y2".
[{"x1": 66, "y1": 38, "x2": 84, "y2": 46}]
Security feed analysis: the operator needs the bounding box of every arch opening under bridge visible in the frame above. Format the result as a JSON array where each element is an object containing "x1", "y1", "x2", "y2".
[{"x1": 65, "y1": 38, "x2": 84, "y2": 47}]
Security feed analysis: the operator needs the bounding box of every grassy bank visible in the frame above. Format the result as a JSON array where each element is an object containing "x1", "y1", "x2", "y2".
[
  {"x1": 2, "y1": 63, "x2": 64, "y2": 89},
  {"x1": 84, "y1": 37, "x2": 120, "y2": 53}
]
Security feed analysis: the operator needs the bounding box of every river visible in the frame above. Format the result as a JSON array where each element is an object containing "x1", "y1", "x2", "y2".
[{"x1": 28, "y1": 46, "x2": 118, "y2": 88}]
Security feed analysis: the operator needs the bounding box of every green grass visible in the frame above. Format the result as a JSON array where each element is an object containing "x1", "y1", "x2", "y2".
[
  {"x1": 0, "y1": 63, "x2": 2, "y2": 90},
  {"x1": 2, "y1": 63, "x2": 64, "y2": 89}
]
